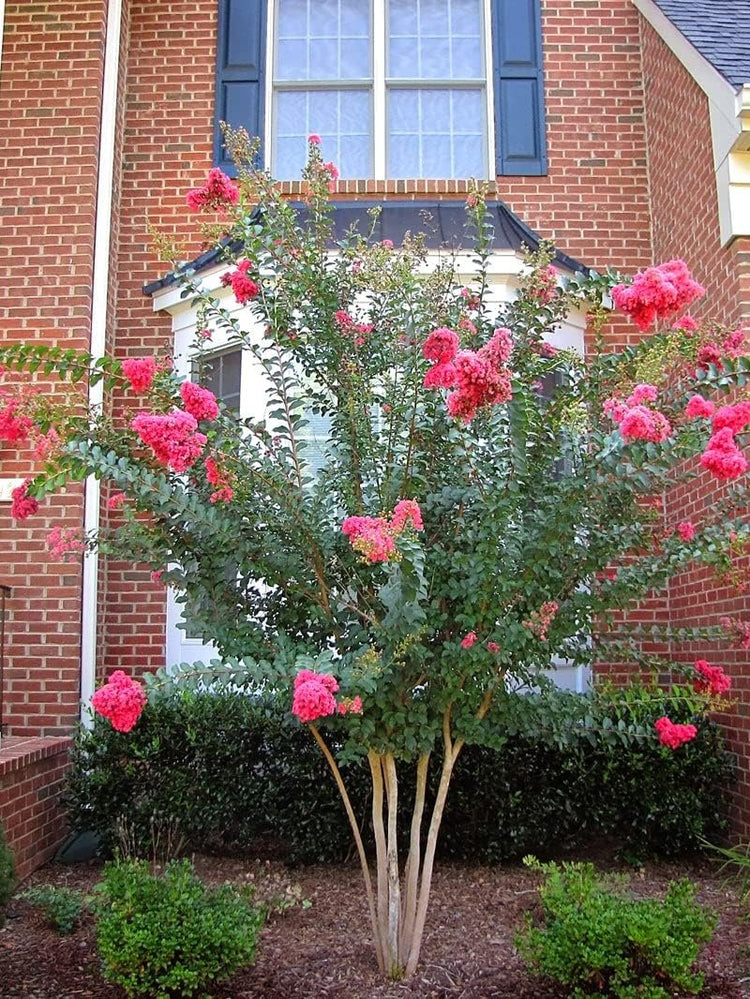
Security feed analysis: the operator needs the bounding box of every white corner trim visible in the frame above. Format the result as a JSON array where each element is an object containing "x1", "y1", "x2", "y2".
[
  {"x1": 80, "y1": 0, "x2": 123, "y2": 723},
  {"x1": 631, "y1": 0, "x2": 750, "y2": 246}
]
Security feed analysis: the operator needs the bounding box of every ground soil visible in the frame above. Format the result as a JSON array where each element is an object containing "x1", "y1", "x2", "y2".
[{"x1": 0, "y1": 851, "x2": 748, "y2": 998}]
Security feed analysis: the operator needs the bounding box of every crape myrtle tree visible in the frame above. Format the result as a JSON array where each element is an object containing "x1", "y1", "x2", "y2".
[{"x1": 0, "y1": 136, "x2": 745, "y2": 977}]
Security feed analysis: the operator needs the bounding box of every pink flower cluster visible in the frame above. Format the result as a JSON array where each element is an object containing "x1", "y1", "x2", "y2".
[
  {"x1": 221, "y1": 259, "x2": 259, "y2": 305},
  {"x1": 676, "y1": 521, "x2": 695, "y2": 541},
  {"x1": 461, "y1": 632, "x2": 477, "y2": 649},
  {"x1": 522, "y1": 600, "x2": 559, "y2": 641},
  {"x1": 685, "y1": 394, "x2": 715, "y2": 420},
  {"x1": 342, "y1": 499, "x2": 423, "y2": 564},
  {"x1": 180, "y1": 381, "x2": 220, "y2": 422},
  {"x1": 46, "y1": 525, "x2": 86, "y2": 561},
  {"x1": 205, "y1": 454, "x2": 234, "y2": 504},
  {"x1": 528, "y1": 264, "x2": 558, "y2": 305},
  {"x1": 91, "y1": 670, "x2": 147, "y2": 733},
  {"x1": 10, "y1": 479, "x2": 38, "y2": 520},
  {"x1": 334, "y1": 310, "x2": 373, "y2": 347},
  {"x1": 692, "y1": 659, "x2": 731, "y2": 697},
  {"x1": 654, "y1": 716, "x2": 697, "y2": 750},
  {"x1": 720, "y1": 615, "x2": 750, "y2": 649},
  {"x1": 108, "y1": 491, "x2": 126, "y2": 510},
  {"x1": 612, "y1": 260, "x2": 705, "y2": 332},
  {"x1": 122, "y1": 357, "x2": 157, "y2": 393},
  {"x1": 131, "y1": 410, "x2": 207, "y2": 473},
  {"x1": 712, "y1": 402, "x2": 750, "y2": 434},
  {"x1": 0, "y1": 395, "x2": 32, "y2": 443},
  {"x1": 604, "y1": 385, "x2": 672, "y2": 444},
  {"x1": 185, "y1": 168, "x2": 240, "y2": 212},
  {"x1": 32, "y1": 427, "x2": 61, "y2": 461},
  {"x1": 422, "y1": 327, "x2": 513, "y2": 423},
  {"x1": 291, "y1": 670, "x2": 363, "y2": 723},
  {"x1": 700, "y1": 426, "x2": 748, "y2": 480}
]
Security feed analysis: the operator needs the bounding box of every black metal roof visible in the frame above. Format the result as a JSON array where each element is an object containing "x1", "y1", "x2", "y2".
[
  {"x1": 653, "y1": 0, "x2": 750, "y2": 89},
  {"x1": 143, "y1": 199, "x2": 587, "y2": 297}
]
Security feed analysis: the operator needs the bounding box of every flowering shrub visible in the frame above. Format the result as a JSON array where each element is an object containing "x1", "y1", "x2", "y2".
[
  {"x1": 1, "y1": 139, "x2": 748, "y2": 978},
  {"x1": 90, "y1": 671, "x2": 147, "y2": 733}
]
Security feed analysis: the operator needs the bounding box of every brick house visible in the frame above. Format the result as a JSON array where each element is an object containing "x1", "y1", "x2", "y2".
[{"x1": 0, "y1": 0, "x2": 749, "y2": 875}]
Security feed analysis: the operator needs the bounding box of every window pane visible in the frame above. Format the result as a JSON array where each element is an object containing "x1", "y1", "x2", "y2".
[
  {"x1": 193, "y1": 348, "x2": 242, "y2": 413},
  {"x1": 275, "y1": 89, "x2": 372, "y2": 179},
  {"x1": 276, "y1": 0, "x2": 371, "y2": 81},
  {"x1": 388, "y1": 88, "x2": 485, "y2": 178},
  {"x1": 388, "y1": 0, "x2": 483, "y2": 80}
]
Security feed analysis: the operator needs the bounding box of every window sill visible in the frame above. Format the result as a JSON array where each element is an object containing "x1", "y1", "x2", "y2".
[{"x1": 276, "y1": 179, "x2": 498, "y2": 198}]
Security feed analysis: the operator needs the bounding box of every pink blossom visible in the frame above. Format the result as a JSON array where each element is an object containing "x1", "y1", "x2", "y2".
[
  {"x1": 673, "y1": 314, "x2": 698, "y2": 332},
  {"x1": 198, "y1": 327, "x2": 212, "y2": 341},
  {"x1": 46, "y1": 526, "x2": 86, "y2": 561},
  {"x1": 486, "y1": 641, "x2": 500, "y2": 654},
  {"x1": 33, "y1": 428, "x2": 61, "y2": 461},
  {"x1": 720, "y1": 615, "x2": 750, "y2": 649},
  {"x1": 381, "y1": 239, "x2": 394, "y2": 249},
  {"x1": 459, "y1": 317, "x2": 477, "y2": 334},
  {"x1": 697, "y1": 343, "x2": 722, "y2": 369},
  {"x1": 389, "y1": 499, "x2": 423, "y2": 533},
  {"x1": 423, "y1": 327, "x2": 460, "y2": 365},
  {"x1": 338, "y1": 695, "x2": 363, "y2": 716},
  {"x1": 108, "y1": 492, "x2": 126, "y2": 510},
  {"x1": 342, "y1": 514, "x2": 396, "y2": 563},
  {"x1": 723, "y1": 327, "x2": 746, "y2": 356},
  {"x1": 10, "y1": 479, "x2": 38, "y2": 520},
  {"x1": 612, "y1": 260, "x2": 705, "y2": 331},
  {"x1": 603, "y1": 396, "x2": 628, "y2": 423},
  {"x1": 131, "y1": 410, "x2": 207, "y2": 473},
  {"x1": 151, "y1": 570, "x2": 163, "y2": 583},
  {"x1": 692, "y1": 659, "x2": 731, "y2": 697},
  {"x1": 626, "y1": 383, "x2": 658, "y2": 407},
  {"x1": 618, "y1": 405, "x2": 672, "y2": 444},
  {"x1": 461, "y1": 632, "x2": 477, "y2": 649},
  {"x1": 323, "y1": 161, "x2": 339, "y2": 181},
  {"x1": 523, "y1": 601, "x2": 559, "y2": 641},
  {"x1": 676, "y1": 521, "x2": 696, "y2": 541},
  {"x1": 205, "y1": 455, "x2": 234, "y2": 503},
  {"x1": 446, "y1": 349, "x2": 512, "y2": 423},
  {"x1": 529, "y1": 264, "x2": 558, "y2": 304},
  {"x1": 712, "y1": 402, "x2": 750, "y2": 435},
  {"x1": 180, "y1": 381, "x2": 220, "y2": 422},
  {"x1": 122, "y1": 357, "x2": 157, "y2": 393},
  {"x1": 424, "y1": 361, "x2": 457, "y2": 390},
  {"x1": 0, "y1": 395, "x2": 32, "y2": 444},
  {"x1": 654, "y1": 716, "x2": 697, "y2": 750},
  {"x1": 685, "y1": 395, "x2": 715, "y2": 420},
  {"x1": 292, "y1": 670, "x2": 339, "y2": 723},
  {"x1": 220, "y1": 259, "x2": 259, "y2": 305},
  {"x1": 483, "y1": 328, "x2": 514, "y2": 365},
  {"x1": 185, "y1": 168, "x2": 240, "y2": 212},
  {"x1": 308, "y1": 134, "x2": 321, "y2": 144},
  {"x1": 91, "y1": 670, "x2": 147, "y2": 732},
  {"x1": 700, "y1": 427, "x2": 748, "y2": 480}
]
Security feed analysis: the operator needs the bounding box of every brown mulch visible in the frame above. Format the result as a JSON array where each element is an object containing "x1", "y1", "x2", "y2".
[{"x1": 0, "y1": 851, "x2": 748, "y2": 998}]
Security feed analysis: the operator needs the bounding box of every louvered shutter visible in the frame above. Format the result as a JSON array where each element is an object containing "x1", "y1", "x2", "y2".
[
  {"x1": 491, "y1": 0, "x2": 547, "y2": 176},
  {"x1": 213, "y1": 0, "x2": 267, "y2": 175}
]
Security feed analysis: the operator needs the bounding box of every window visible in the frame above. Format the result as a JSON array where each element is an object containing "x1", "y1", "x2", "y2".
[
  {"x1": 272, "y1": 0, "x2": 489, "y2": 180},
  {"x1": 192, "y1": 347, "x2": 243, "y2": 414},
  {"x1": 214, "y1": 0, "x2": 548, "y2": 179}
]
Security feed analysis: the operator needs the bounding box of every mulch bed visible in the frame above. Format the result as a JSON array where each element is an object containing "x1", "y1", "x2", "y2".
[{"x1": 0, "y1": 851, "x2": 748, "y2": 998}]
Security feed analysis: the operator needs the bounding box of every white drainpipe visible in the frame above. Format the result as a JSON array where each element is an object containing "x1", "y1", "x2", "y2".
[{"x1": 80, "y1": 0, "x2": 123, "y2": 720}]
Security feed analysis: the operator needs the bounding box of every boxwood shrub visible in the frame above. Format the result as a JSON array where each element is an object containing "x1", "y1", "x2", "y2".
[{"x1": 63, "y1": 688, "x2": 733, "y2": 864}]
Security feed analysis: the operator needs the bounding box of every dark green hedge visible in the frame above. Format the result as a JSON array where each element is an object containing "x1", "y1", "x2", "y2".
[{"x1": 63, "y1": 690, "x2": 734, "y2": 865}]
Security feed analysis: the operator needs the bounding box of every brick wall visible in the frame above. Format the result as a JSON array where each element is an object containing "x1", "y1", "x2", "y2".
[
  {"x1": 0, "y1": 737, "x2": 71, "y2": 880},
  {"x1": 640, "y1": 16, "x2": 750, "y2": 837},
  {"x1": 0, "y1": 1, "x2": 108, "y2": 733}
]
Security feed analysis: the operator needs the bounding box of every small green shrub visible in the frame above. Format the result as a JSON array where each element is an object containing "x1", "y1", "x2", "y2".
[
  {"x1": 516, "y1": 858, "x2": 716, "y2": 998},
  {"x1": 0, "y1": 823, "x2": 15, "y2": 927},
  {"x1": 18, "y1": 884, "x2": 86, "y2": 934},
  {"x1": 93, "y1": 859, "x2": 264, "y2": 998}
]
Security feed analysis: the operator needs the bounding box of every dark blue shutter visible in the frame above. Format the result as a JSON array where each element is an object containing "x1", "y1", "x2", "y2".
[
  {"x1": 491, "y1": 0, "x2": 547, "y2": 176},
  {"x1": 213, "y1": 0, "x2": 267, "y2": 175}
]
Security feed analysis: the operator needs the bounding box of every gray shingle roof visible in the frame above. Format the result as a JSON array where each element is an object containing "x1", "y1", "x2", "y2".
[{"x1": 653, "y1": 0, "x2": 750, "y2": 88}]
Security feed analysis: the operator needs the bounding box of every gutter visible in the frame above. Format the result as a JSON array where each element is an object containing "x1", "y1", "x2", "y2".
[{"x1": 80, "y1": 0, "x2": 123, "y2": 721}]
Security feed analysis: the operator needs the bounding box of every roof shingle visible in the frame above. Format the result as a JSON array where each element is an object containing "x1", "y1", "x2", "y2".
[{"x1": 653, "y1": 0, "x2": 750, "y2": 89}]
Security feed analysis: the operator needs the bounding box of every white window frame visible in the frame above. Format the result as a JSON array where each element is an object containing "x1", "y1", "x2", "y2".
[{"x1": 264, "y1": 0, "x2": 497, "y2": 181}]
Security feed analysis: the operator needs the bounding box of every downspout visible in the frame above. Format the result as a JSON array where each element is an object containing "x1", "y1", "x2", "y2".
[{"x1": 80, "y1": 0, "x2": 123, "y2": 720}]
